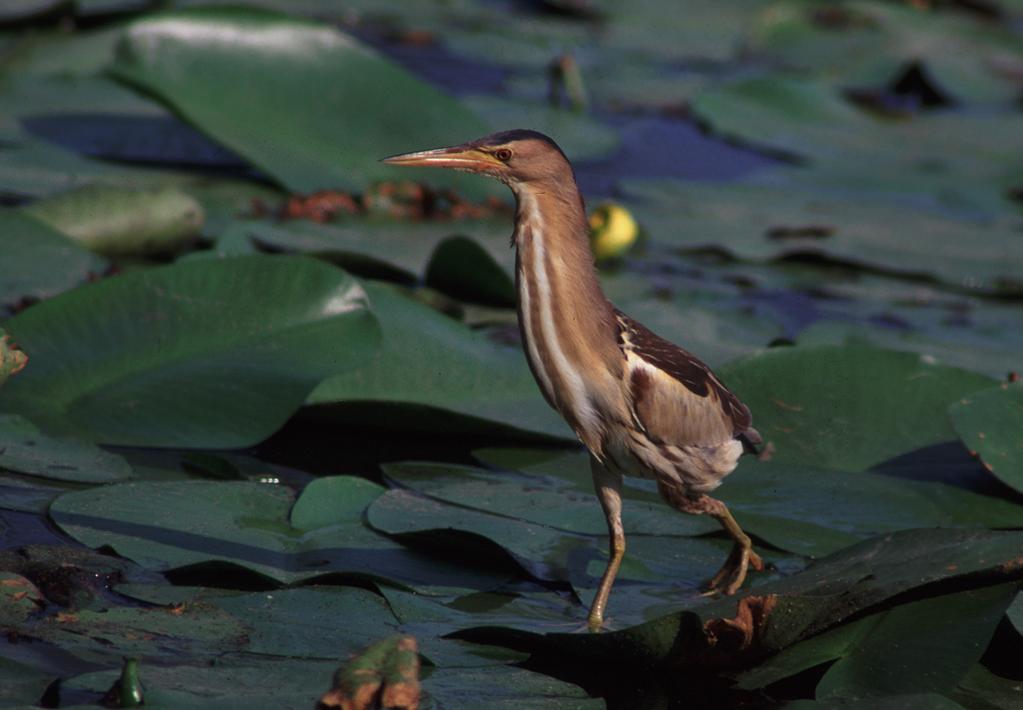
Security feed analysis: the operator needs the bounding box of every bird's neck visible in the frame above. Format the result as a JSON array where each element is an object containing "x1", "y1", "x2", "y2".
[{"x1": 511, "y1": 181, "x2": 622, "y2": 442}]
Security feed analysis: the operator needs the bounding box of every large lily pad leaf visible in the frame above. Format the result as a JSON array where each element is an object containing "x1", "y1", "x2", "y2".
[
  {"x1": 453, "y1": 529, "x2": 1023, "y2": 669},
  {"x1": 0, "y1": 209, "x2": 108, "y2": 310},
  {"x1": 309, "y1": 282, "x2": 571, "y2": 441},
  {"x1": 745, "y1": 0, "x2": 1023, "y2": 104},
  {"x1": 716, "y1": 343, "x2": 996, "y2": 471},
  {"x1": 620, "y1": 178, "x2": 1023, "y2": 295},
  {"x1": 0, "y1": 414, "x2": 132, "y2": 483},
  {"x1": 949, "y1": 382, "x2": 1023, "y2": 494},
  {"x1": 49, "y1": 477, "x2": 509, "y2": 592},
  {"x1": 0, "y1": 255, "x2": 380, "y2": 448},
  {"x1": 109, "y1": 7, "x2": 498, "y2": 197},
  {"x1": 816, "y1": 583, "x2": 1018, "y2": 700},
  {"x1": 225, "y1": 215, "x2": 513, "y2": 286},
  {"x1": 691, "y1": 76, "x2": 1023, "y2": 212},
  {"x1": 63, "y1": 655, "x2": 600, "y2": 710},
  {"x1": 0, "y1": 571, "x2": 248, "y2": 666},
  {"x1": 368, "y1": 487, "x2": 768, "y2": 629},
  {"x1": 471, "y1": 447, "x2": 1023, "y2": 558}
]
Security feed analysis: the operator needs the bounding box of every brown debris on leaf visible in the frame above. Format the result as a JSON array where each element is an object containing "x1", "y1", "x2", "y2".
[
  {"x1": 0, "y1": 331, "x2": 27, "y2": 386},
  {"x1": 249, "y1": 182, "x2": 507, "y2": 225},
  {"x1": 318, "y1": 634, "x2": 420, "y2": 710},
  {"x1": 702, "y1": 595, "x2": 779, "y2": 664}
]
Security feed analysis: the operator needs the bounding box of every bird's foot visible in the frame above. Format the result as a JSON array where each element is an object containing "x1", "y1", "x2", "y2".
[{"x1": 702, "y1": 544, "x2": 764, "y2": 597}]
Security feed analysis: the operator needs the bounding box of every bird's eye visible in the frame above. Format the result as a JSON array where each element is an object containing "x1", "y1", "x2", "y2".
[{"x1": 494, "y1": 148, "x2": 512, "y2": 162}]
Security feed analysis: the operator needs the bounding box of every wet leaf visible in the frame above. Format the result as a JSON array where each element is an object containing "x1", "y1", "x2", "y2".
[
  {"x1": 0, "y1": 656, "x2": 53, "y2": 706},
  {"x1": 691, "y1": 76, "x2": 1023, "y2": 212},
  {"x1": 110, "y1": 7, "x2": 497, "y2": 197},
  {"x1": 0, "y1": 210, "x2": 108, "y2": 310},
  {"x1": 50, "y1": 478, "x2": 508, "y2": 592},
  {"x1": 621, "y1": 178, "x2": 1023, "y2": 295},
  {"x1": 454, "y1": 529, "x2": 1023, "y2": 670},
  {"x1": 22, "y1": 185, "x2": 204, "y2": 256},
  {"x1": 471, "y1": 447, "x2": 1023, "y2": 559},
  {"x1": 745, "y1": 1, "x2": 1023, "y2": 105},
  {"x1": 309, "y1": 282, "x2": 570, "y2": 441},
  {"x1": 0, "y1": 573, "x2": 248, "y2": 665},
  {"x1": 949, "y1": 382, "x2": 1023, "y2": 494},
  {"x1": 717, "y1": 343, "x2": 996, "y2": 471},
  {"x1": 1, "y1": 255, "x2": 380, "y2": 448},
  {"x1": 816, "y1": 584, "x2": 1018, "y2": 699},
  {"x1": 0, "y1": 414, "x2": 132, "y2": 483}
]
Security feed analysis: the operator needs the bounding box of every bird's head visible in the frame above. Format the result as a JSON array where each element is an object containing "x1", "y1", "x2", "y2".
[{"x1": 382, "y1": 129, "x2": 573, "y2": 188}]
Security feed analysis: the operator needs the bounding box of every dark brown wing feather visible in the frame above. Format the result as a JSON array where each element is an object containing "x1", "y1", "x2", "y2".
[{"x1": 615, "y1": 311, "x2": 755, "y2": 439}]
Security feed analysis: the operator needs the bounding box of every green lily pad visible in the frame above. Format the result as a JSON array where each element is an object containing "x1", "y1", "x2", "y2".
[
  {"x1": 472, "y1": 447, "x2": 1023, "y2": 558},
  {"x1": 0, "y1": 414, "x2": 132, "y2": 483},
  {"x1": 691, "y1": 76, "x2": 1023, "y2": 212},
  {"x1": 227, "y1": 215, "x2": 513, "y2": 286},
  {"x1": 717, "y1": 343, "x2": 996, "y2": 471},
  {"x1": 110, "y1": 7, "x2": 498, "y2": 197},
  {"x1": 601, "y1": 269, "x2": 785, "y2": 367},
  {"x1": 1, "y1": 255, "x2": 380, "y2": 448},
  {"x1": 0, "y1": 571, "x2": 247, "y2": 666},
  {"x1": 309, "y1": 281, "x2": 571, "y2": 441},
  {"x1": 745, "y1": 0, "x2": 1023, "y2": 105},
  {"x1": 953, "y1": 664, "x2": 1023, "y2": 710},
  {"x1": 367, "y1": 480, "x2": 793, "y2": 628},
  {"x1": 461, "y1": 95, "x2": 618, "y2": 161},
  {"x1": 949, "y1": 382, "x2": 1023, "y2": 494},
  {"x1": 816, "y1": 584, "x2": 1018, "y2": 699},
  {"x1": 49, "y1": 477, "x2": 508, "y2": 592},
  {"x1": 63, "y1": 654, "x2": 600, "y2": 710},
  {"x1": 0, "y1": 656, "x2": 53, "y2": 707},
  {"x1": 22, "y1": 185, "x2": 204, "y2": 257},
  {"x1": 620, "y1": 178, "x2": 1023, "y2": 295},
  {"x1": 454, "y1": 529, "x2": 1023, "y2": 669},
  {"x1": 0, "y1": 209, "x2": 108, "y2": 310}
]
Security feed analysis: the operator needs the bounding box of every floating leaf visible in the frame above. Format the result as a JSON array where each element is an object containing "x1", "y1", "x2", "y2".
[
  {"x1": 717, "y1": 343, "x2": 996, "y2": 471},
  {"x1": 621, "y1": 178, "x2": 1023, "y2": 295},
  {"x1": 0, "y1": 414, "x2": 132, "y2": 483},
  {"x1": 50, "y1": 478, "x2": 508, "y2": 591},
  {"x1": 816, "y1": 584, "x2": 1017, "y2": 699},
  {"x1": 691, "y1": 76, "x2": 1023, "y2": 211},
  {"x1": 309, "y1": 282, "x2": 570, "y2": 441},
  {"x1": 0, "y1": 210, "x2": 108, "y2": 310},
  {"x1": 110, "y1": 7, "x2": 497, "y2": 197},
  {"x1": 949, "y1": 382, "x2": 1023, "y2": 494},
  {"x1": 455, "y1": 529, "x2": 1023, "y2": 671},
  {"x1": 1, "y1": 255, "x2": 380, "y2": 448},
  {"x1": 22, "y1": 185, "x2": 204, "y2": 256},
  {"x1": 745, "y1": 1, "x2": 1023, "y2": 104}
]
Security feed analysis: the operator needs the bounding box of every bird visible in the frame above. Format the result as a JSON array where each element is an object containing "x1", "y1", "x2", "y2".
[{"x1": 384, "y1": 130, "x2": 763, "y2": 631}]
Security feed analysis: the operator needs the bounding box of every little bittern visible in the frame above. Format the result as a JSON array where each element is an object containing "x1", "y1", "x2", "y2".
[{"x1": 384, "y1": 130, "x2": 763, "y2": 631}]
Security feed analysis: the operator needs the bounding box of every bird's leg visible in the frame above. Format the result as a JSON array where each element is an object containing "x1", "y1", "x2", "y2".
[
  {"x1": 658, "y1": 485, "x2": 763, "y2": 596},
  {"x1": 588, "y1": 457, "x2": 625, "y2": 632}
]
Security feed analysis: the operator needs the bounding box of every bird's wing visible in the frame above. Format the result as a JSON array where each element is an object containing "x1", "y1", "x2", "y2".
[{"x1": 615, "y1": 311, "x2": 757, "y2": 448}]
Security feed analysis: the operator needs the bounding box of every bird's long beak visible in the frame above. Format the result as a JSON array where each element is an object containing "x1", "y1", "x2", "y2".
[{"x1": 381, "y1": 144, "x2": 499, "y2": 172}]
